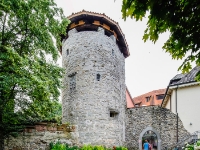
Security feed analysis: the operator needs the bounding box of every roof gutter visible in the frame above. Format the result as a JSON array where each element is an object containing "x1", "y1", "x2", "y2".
[
  {"x1": 161, "y1": 81, "x2": 200, "y2": 107},
  {"x1": 169, "y1": 81, "x2": 200, "y2": 89}
]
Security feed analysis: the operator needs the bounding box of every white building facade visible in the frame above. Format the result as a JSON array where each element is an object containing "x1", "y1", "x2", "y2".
[{"x1": 162, "y1": 66, "x2": 200, "y2": 133}]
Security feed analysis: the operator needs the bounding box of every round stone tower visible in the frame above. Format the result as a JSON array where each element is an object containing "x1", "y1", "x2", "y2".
[{"x1": 61, "y1": 10, "x2": 130, "y2": 147}]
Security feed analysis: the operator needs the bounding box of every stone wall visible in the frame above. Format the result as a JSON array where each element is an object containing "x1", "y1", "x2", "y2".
[
  {"x1": 4, "y1": 123, "x2": 78, "y2": 150},
  {"x1": 62, "y1": 27, "x2": 126, "y2": 147},
  {"x1": 125, "y1": 106, "x2": 190, "y2": 150}
]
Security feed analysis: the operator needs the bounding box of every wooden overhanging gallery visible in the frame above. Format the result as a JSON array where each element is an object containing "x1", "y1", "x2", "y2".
[{"x1": 61, "y1": 10, "x2": 130, "y2": 58}]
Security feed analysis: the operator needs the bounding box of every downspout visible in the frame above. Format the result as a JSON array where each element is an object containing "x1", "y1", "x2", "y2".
[
  {"x1": 170, "y1": 95, "x2": 171, "y2": 111},
  {"x1": 176, "y1": 86, "x2": 178, "y2": 113},
  {"x1": 175, "y1": 86, "x2": 178, "y2": 143}
]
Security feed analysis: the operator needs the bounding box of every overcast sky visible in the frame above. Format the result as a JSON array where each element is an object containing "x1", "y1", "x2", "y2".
[{"x1": 55, "y1": 0, "x2": 183, "y2": 98}]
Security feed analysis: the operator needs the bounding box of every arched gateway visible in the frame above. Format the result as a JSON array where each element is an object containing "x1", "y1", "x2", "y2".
[{"x1": 139, "y1": 126, "x2": 161, "y2": 150}]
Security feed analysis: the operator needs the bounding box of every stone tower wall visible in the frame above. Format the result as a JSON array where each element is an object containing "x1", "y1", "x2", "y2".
[{"x1": 62, "y1": 27, "x2": 126, "y2": 147}]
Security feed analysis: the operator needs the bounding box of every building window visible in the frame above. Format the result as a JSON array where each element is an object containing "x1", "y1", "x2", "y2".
[
  {"x1": 110, "y1": 111, "x2": 118, "y2": 118},
  {"x1": 156, "y1": 94, "x2": 164, "y2": 100},
  {"x1": 146, "y1": 96, "x2": 151, "y2": 102},
  {"x1": 112, "y1": 49, "x2": 114, "y2": 56},
  {"x1": 69, "y1": 73, "x2": 76, "y2": 92},
  {"x1": 96, "y1": 73, "x2": 101, "y2": 81},
  {"x1": 66, "y1": 49, "x2": 69, "y2": 56}
]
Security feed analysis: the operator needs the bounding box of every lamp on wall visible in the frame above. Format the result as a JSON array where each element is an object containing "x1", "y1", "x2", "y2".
[{"x1": 190, "y1": 122, "x2": 192, "y2": 125}]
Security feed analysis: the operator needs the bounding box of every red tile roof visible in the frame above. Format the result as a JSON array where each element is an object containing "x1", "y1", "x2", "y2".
[{"x1": 133, "y1": 89, "x2": 166, "y2": 107}]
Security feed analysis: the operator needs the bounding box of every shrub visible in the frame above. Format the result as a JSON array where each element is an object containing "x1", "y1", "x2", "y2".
[
  {"x1": 81, "y1": 145, "x2": 105, "y2": 150},
  {"x1": 50, "y1": 141, "x2": 79, "y2": 150},
  {"x1": 80, "y1": 145, "x2": 127, "y2": 150},
  {"x1": 182, "y1": 140, "x2": 200, "y2": 150},
  {"x1": 115, "y1": 147, "x2": 128, "y2": 150},
  {"x1": 49, "y1": 142, "x2": 127, "y2": 150}
]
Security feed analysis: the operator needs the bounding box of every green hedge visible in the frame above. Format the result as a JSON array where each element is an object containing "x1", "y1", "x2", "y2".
[
  {"x1": 50, "y1": 141, "x2": 128, "y2": 150},
  {"x1": 182, "y1": 140, "x2": 200, "y2": 150}
]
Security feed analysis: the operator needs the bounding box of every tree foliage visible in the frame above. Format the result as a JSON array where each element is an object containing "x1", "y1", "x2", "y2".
[
  {"x1": 122, "y1": 0, "x2": 200, "y2": 74},
  {"x1": 23, "y1": 100, "x2": 62, "y2": 123},
  {"x1": 0, "y1": 0, "x2": 69, "y2": 149}
]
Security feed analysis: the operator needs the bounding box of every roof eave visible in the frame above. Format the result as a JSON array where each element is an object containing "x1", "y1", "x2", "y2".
[
  {"x1": 66, "y1": 10, "x2": 130, "y2": 58},
  {"x1": 161, "y1": 81, "x2": 200, "y2": 107}
]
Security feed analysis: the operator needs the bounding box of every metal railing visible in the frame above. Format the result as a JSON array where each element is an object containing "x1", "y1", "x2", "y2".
[{"x1": 173, "y1": 130, "x2": 200, "y2": 149}]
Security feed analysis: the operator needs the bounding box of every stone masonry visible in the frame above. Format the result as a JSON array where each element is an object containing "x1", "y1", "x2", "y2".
[
  {"x1": 62, "y1": 27, "x2": 126, "y2": 147},
  {"x1": 4, "y1": 11, "x2": 191, "y2": 150},
  {"x1": 125, "y1": 106, "x2": 190, "y2": 150},
  {"x1": 4, "y1": 123, "x2": 77, "y2": 150}
]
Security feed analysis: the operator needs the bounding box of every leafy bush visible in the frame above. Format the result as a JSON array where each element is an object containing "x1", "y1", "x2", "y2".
[
  {"x1": 80, "y1": 145, "x2": 127, "y2": 150},
  {"x1": 50, "y1": 141, "x2": 79, "y2": 150},
  {"x1": 81, "y1": 145, "x2": 105, "y2": 150},
  {"x1": 182, "y1": 140, "x2": 200, "y2": 150},
  {"x1": 49, "y1": 141, "x2": 127, "y2": 150},
  {"x1": 115, "y1": 147, "x2": 128, "y2": 150}
]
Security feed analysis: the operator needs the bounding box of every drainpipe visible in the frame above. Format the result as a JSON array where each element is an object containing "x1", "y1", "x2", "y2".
[
  {"x1": 175, "y1": 86, "x2": 178, "y2": 143},
  {"x1": 177, "y1": 113, "x2": 179, "y2": 143},
  {"x1": 170, "y1": 95, "x2": 171, "y2": 111}
]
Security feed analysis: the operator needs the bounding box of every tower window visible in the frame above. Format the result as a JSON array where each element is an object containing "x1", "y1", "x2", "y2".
[
  {"x1": 112, "y1": 49, "x2": 114, "y2": 56},
  {"x1": 96, "y1": 73, "x2": 101, "y2": 81},
  {"x1": 110, "y1": 111, "x2": 118, "y2": 118},
  {"x1": 69, "y1": 73, "x2": 76, "y2": 92},
  {"x1": 66, "y1": 49, "x2": 69, "y2": 56}
]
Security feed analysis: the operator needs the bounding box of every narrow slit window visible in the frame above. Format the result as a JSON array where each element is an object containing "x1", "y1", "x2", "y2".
[
  {"x1": 96, "y1": 73, "x2": 101, "y2": 81},
  {"x1": 69, "y1": 74, "x2": 76, "y2": 92},
  {"x1": 66, "y1": 49, "x2": 69, "y2": 56},
  {"x1": 112, "y1": 49, "x2": 114, "y2": 56}
]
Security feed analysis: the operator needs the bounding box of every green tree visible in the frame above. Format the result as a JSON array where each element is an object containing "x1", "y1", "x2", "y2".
[
  {"x1": 121, "y1": 0, "x2": 200, "y2": 76},
  {"x1": 23, "y1": 100, "x2": 62, "y2": 123},
  {"x1": 0, "y1": 0, "x2": 69, "y2": 149}
]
